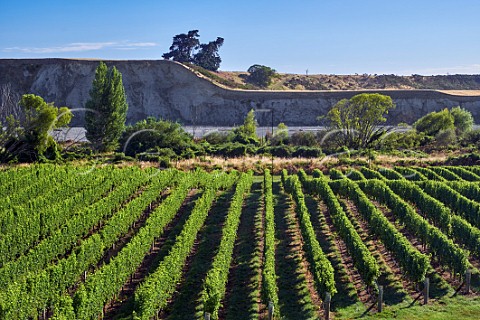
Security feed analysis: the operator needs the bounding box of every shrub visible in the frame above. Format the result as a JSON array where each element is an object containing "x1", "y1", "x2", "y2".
[
  {"x1": 290, "y1": 131, "x2": 318, "y2": 147},
  {"x1": 292, "y1": 146, "x2": 323, "y2": 158}
]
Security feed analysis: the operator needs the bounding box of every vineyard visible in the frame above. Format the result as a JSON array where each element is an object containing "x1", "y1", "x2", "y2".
[{"x1": 2, "y1": 164, "x2": 480, "y2": 319}]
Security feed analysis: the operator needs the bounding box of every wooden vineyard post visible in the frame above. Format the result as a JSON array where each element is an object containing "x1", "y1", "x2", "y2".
[
  {"x1": 204, "y1": 312, "x2": 211, "y2": 320},
  {"x1": 377, "y1": 285, "x2": 383, "y2": 312},
  {"x1": 268, "y1": 301, "x2": 274, "y2": 320},
  {"x1": 324, "y1": 292, "x2": 331, "y2": 320},
  {"x1": 466, "y1": 269, "x2": 472, "y2": 294},
  {"x1": 423, "y1": 277, "x2": 429, "y2": 305}
]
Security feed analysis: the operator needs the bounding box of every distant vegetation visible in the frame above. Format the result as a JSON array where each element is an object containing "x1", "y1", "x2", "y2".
[
  {"x1": 162, "y1": 30, "x2": 224, "y2": 72},
  {"x1": 196, "y1": 70, "x2": 480, "y2": 91}
]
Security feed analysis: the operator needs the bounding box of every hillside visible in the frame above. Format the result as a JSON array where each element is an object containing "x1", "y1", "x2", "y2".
[
  {"x1": 190, "y1": 65, "x2": 480, "y2": 91},
  {"x1": 2, "y1": 59, "x2": 480, "y2": 127}
]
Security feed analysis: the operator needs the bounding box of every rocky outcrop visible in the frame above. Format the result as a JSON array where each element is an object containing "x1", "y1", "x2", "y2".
[{"x1": 1, "y1": 58, "x2": 480, "y2": 126}]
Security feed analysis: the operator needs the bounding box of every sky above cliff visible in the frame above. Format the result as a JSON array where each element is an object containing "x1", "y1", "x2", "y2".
[{"x1": 1, "y1": 0, "x2": 479, "y2": 75}]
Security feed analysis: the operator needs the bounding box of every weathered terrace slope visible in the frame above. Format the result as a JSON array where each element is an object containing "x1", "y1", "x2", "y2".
[{"x1": 1, "y1": 58, "x2": 480, "y2": 126}]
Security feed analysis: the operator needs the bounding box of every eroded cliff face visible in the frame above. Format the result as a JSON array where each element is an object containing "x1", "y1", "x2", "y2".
[{"x1": 1, "y1": 58, "x2": 480, "y2": 126}]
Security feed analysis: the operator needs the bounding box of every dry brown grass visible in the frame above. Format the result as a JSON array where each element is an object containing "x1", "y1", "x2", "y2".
[
  {"x1": 437, "y1": 90, "x2": 480, "y2": 96},
  {"x1": 173, "y1": 152, "x2": 452, "y2": 173}
]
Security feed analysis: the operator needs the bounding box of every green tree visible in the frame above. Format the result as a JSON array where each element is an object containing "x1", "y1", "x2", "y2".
[
  {"x1": 325, "y1": 93, "x2": 395, "y2": 148},
  {"x1": 271, "y1": 122, "x2": 289, "y2": 145},
  {"x1": 162, "y1": 30, "x2": 200, "y2": 63},
  {"x1": 246, "y1": 65, "x2": 277, "y2": 88},
  {"x1": 85, "y1": 62, "x2": 128, "y2": 152},
  {"x1": 450, "y1": 106, "x2": 474, "y2": 135},
  {"x1": 232, "y1": 109, "x2": 258, "y2": 143},
  {"x1": 1, "y1": 94, "x2": 72, "y2": 162},
  {"x1": 120, "y1": 117, "x2": 196, "y2": 158},
  {"x1": 414, "y1": 108, "x2": 454, "y2": 137},
  {"x1": 193, "y1": 37, "x2": 224, "y2": 71}
]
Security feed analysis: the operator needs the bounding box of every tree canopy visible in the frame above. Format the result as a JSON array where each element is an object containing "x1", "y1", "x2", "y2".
[
  {"x1": 85, "y1": 62, "x2": 128, "y2": 152},
  {"x1": 162, "y1": 30, "x2": 200, "y2": 63},
  {"x1": 450, "y1": 106, "x2": 474, "y2": 135},
  {"x1": 246, "y1": 65, "x2": 277, "y2": 88},
  {"x1": 193, "y1": 37, "x2": 224, "y2": 71},
  {"x1": 0, "y1": 94, "x2": 72, "y2": 162},
  {"x1": 120, "y1": 117, "x2": 195, "y2": 158},
  {"x1": 325, "y1": 93, "x2": 395, "y2": 149},
  {"x1": 232, "y1": 109, "x2": 258, "y2": 144},
  {"x1": 414, "y1": 108, "x2": 455, "y2": 137},
  {"x1": 163, "y1": 30, "x2": 224, "y2": 71}
]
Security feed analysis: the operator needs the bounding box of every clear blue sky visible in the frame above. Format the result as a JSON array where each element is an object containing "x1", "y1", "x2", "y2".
[{"x1": 1, "y1": 0, "x2": 479, "y2": 75}]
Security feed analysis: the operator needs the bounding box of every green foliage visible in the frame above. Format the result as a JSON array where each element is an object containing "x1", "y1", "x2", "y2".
[
  {"x1": 451, "y1": 106, "x2": 474, "y2": 135},
  {"x1": 162, "y1": 30, "x2": 200, "y2": 63},
  {"x1": 462, "y1": 129, "x2": 480, "y2": 147},
  {"x1": 203, "y1": 131, "x2": 231, "y2": 144},
  {"x1": 262, "y1": 170, "x2": 280, "y2": 317},
  {"x1": 384, "y1": 180, "x2": 470, "y2": 274},
  {"x1": 271, "y1": 122, "x2": 288, "y2": 145},
  {"x1": 283, "y1": 173, "x2": 337, "y2": 297},
  {"x1": 133, "y1": 173, "x2": 236, "y2": 319},
  {"x1": 325, "y1": 93, "x2": 395, "y2": 149},
  {"x1": 120, "y1": 117, "x2": 195, "y2": 158},
  {"x1": 163, "y1": 31, "x2": 224, "y2": 71},
  {"x1": 305, "y1": 176, "x2": 380, "y2": 285},
  {"x1": 414, "y1": 108, "x2": 455, "y2": 137},
  {"x1": 435, "y1": 128, "x2": 457, "y2": 147},
  {"x1": 1, "y1": 94, "x2": 72, "y2": 162},
  {"x1": 201, "y1": 172, "x2": 253, "y2": 319},
  {"x1": 246, "y1": 64, "x2": 277, "y2": 87},
  {"x1": 0, "y1": 167, "x2": 160, "y2": 318},
  {"x1": 331, "y1": 179, "x2": 430, "y2": 282},
  {"x1": 193, "y1": 37, "x2": 224, "y2": 71},
  {"x1": 290, "y1": 131, "x2": 317, "y2": 147},
  {"x1": 212, "y1": 142, "x2": 256, "y2": 158},
  {"x1": 85, "y1": 62, "x2": 128, "y2": 152},
  {"x1": 232, "y1": 109, "x2": 258, "y2": 143},
  {"x1": 378, "y1": 130, "x2": 424, "y2": 150},
  {"x1": 292, "y1": 146, "x2": 323, "y2": 158}
]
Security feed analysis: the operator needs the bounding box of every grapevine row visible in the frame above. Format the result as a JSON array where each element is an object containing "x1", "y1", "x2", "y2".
[
  {"x1": 0, "y1": 169, "x2": 177, "y2": 319},
  {"x1": 428, "y1": 167, "x2": 463, "y2": 181},
  {"x1": 303, "y1": 175, "x2": 379, "y2": 286},
  {"x1": 200, "y1": 172, "x2": 253, "y2": 319},
  {"x1": 359, "y1": 167, "x2": 386, "y2": 180},
  {"x1": 378, "y1": 167, "x2": 405, "y2": 180},
  {"x1": 393, "y1": 180, "x2": 480, "y2": 256},
  {"x1": 287, "y1": 172, "x2": 339, "y2": 303},
  {"x1": 442, "y1": 166, "x2": 480, "y2": 181},
  {"x1": 0, "y1": 167, "x2": 121, "y2": 265},
  {"x1": 415, "y1": 180, "x2": 480, "y2": 228},
  {"x1": 60, "y1": 170, "x2": 215, "y2": 319},
  {"x1": 444, "y1": 181, "x2": 480, "y2": 202},
  {"x1": 329, "y1": 179, "x2": 429, "y2": 282},
  {"x1": 0, "y1": 165, "x2": 75, "y2": 223},
  {"x1": 359, "y1": 179, "x2": 469, "y2": 276},
  {"x1": 394, "y1": 166, "x2": 427, "y2": 181},
  {"x1": 0, "y1": 167, "x2": 158, "y2": 290},
  {"x1": 411, "y1": 167, "x2": 446, "y2": 181},
  {"x1": 130, "y1": 172, "x2": 236, "y2": 320},
  {"x1": 262, "y1": 169, "x2": 280, "y2": 317}
]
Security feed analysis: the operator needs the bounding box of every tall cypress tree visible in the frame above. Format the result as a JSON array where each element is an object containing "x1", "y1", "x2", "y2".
[{"x1": 85, "y1": 62, "x2": 128, "y2": 152}]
